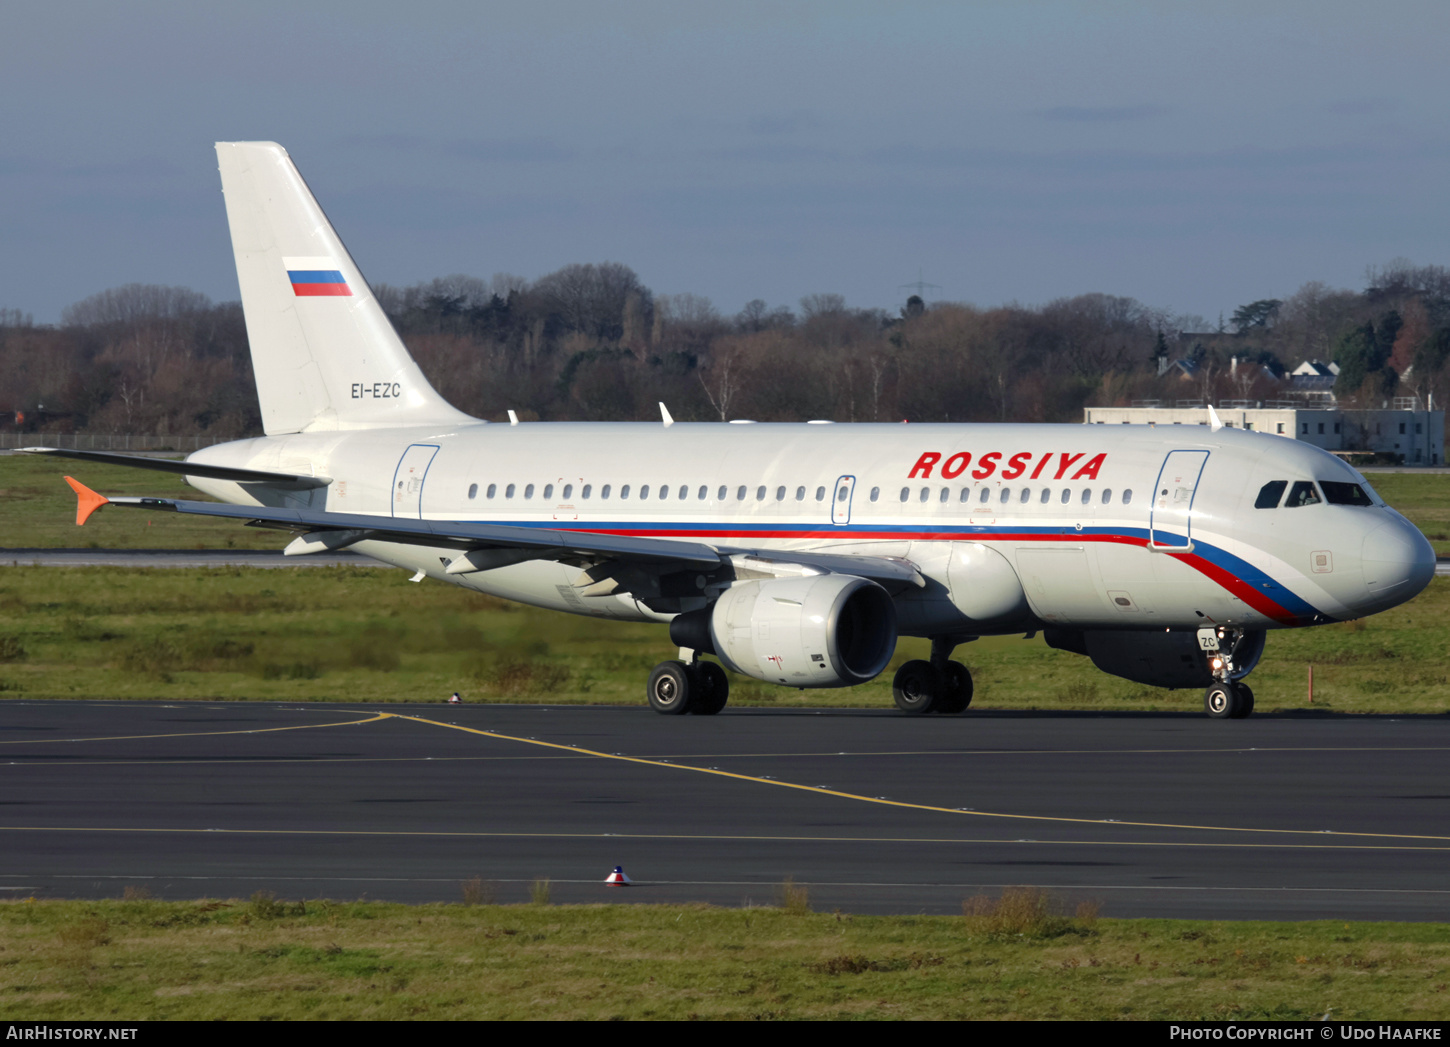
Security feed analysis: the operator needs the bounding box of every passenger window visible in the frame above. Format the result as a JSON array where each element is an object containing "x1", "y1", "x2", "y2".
[
  {"x1": 525, "y1": 484, "x2": 536, "y2": 499},
  {"x1": 467, "y1": 483, "x2": 478, "y2": 499},
  {"x1": 870, "y1": 487, "x2": 880, "y2": 502},
  {"x1": 486, "y1": 483, "x2": 496, "y2": 499},
  {"x1": 640, "y1": 485, "x2": 650, "y2": 499},
  {"x1": 581, "y1": 484, "x2": 591, "y2": 499},
  {"x1": 816, "y1": 486, "x2": 826, "y2": 501},
  {"x1": 756, "y1": 486, "x2": 766, "y2": 501},
  {"x1": 679, "y1": 485, "x2": 688, "y2": 499},
  {"x1": 1019, "y1": 488, "x2": 1030, "y2": 504},
  {"x1": 620, "y1": 484, "x2": 631, "y2": 499},
  {"x1": 1060, "y1": 489, "x2": 1070, "y2": 504},
  {"x1": 1080, "y1": 489, "x2": 1091, "y2": 505},
  {"x1": 999, "y1": 488, "x2": 1010, "y2": 504},
  {"x1": 601, "y1": 484, "x2": 611, "y2": 499},
  {"x1": 1255, "y1": 480, "x2": 1287, "y2": 509},
  {"x1": 1039, "y1": 488, "x2": 1050, "y2": 504},
  {"x1": 736, "y1": 486, "x2": 746, "y2": 500},
  {"x1": 698, "y1": 485, "x2": 708, "y2": 500},
  {"x1": 657, "y1": 485, "x2": 667, "y2": 500},
  {"x1": 978, "y1": 487, "x2": 990, "y2": 504},
  {"x1": 900, "y1": 487, "x2": 910, "y2": 502},
  {"x1": 940, "y1": 487, "x2": 949, "y2": 503},
  {"x1": 960, "y1": 488, "x2": 971, "y2": 503},
  {"x1": 837, "y1": 486, "x2": 849, "y2": 502},
  {"x1": 562, "y1": 484, "x2": 572, "y2": 499},
  {"x1": 1101, "y1": 489, "x2": 1112, "y2": 504},
  {"x1": 1122, "y1": 490, "x2": 1132, "y2": 505},
  {"x1": 919, "y1": 487, "x2": 930, "y2": 503},
  {"x1": 776, "y1": 486, "x2": 786, "y2": 501},
  {"x1": 795, "y1": 486, "x2": 806, "y2": 501},
  {"x1": 1285, "y1": 481, "x2": 1321, "y2": 508},
  {"x1": 505, "y1": 483, "x2": 515, "y2": 499},
  {"x1": 717, "y1": 485, "x2": 727, "y2": 500}
]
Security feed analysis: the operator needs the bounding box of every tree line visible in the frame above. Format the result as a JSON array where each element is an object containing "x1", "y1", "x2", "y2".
[{"x1": 2, "y1": 257, "x2": 1448, "y2": 437}]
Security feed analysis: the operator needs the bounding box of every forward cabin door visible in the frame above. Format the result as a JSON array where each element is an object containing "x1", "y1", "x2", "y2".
[
  {"x1": 832, "y1": 475, "x2": 857, "y2": 525},
  {"x1": 392, "y1": 443, "x2": 439, "y2": 518},
  {"x1": 1149, "y1": 450, "x2": 1209, "y2": 549}
]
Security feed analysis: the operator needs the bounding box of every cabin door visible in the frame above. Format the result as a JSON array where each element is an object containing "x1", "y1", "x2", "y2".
[
  {"x1": 392, "y1": 443, "x2": 439, "y2": 518},
  {"x1": 1149, "y1": 450, "x2": 1209, "y2": 549}
]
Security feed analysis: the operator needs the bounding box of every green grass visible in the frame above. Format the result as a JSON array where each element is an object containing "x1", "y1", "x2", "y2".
[
  {"x1": 1, "y1": 896, "x2": 1447, "y2": 1020},
  {"x1": 0, "y1": 452, "x2": 280, "y2": 549},
  {"x1": 0, "y1": 563, "x2": 1444, "y2": 711}
]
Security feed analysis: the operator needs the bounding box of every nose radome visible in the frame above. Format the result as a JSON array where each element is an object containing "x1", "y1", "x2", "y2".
[{"x1": 1360, "y1": 517, "x2": 1436, "y2": 606}]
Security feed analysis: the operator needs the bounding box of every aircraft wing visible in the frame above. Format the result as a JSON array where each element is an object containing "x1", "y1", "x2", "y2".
[{"x1": 63, "y1": 477, "x2": 924, "y2": 588}]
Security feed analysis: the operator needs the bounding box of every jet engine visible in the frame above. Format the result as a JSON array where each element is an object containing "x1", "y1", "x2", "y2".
[
  {"x1": 1045, "y1": 628, "x2": 1266, "y2": 689},
  {"x1": 671, "y1": 575, "x2": 897, "y2": 688}
]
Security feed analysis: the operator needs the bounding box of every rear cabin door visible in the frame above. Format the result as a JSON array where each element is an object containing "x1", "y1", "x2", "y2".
[
  {"x1": 392, "y1": 444, "x2": 439, "y2": 518},
  {"x1": 1149, "y1": 450, "x2": 1209, "y2": 549}
]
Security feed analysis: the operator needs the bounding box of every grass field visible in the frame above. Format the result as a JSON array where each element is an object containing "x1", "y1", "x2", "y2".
[
  {"x1": 0, "y1": 454, "x2": 1446, "y2": 711},
  {"x1": 0, "y1": 563, "x2": 1444, "y2": 711},
  {"x1": 2, "y1": 895, "x2": 1448, "y2": 1020}
]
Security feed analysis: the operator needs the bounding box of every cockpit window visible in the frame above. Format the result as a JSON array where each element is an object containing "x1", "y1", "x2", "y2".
[
  {"x1": 1321, "y1": 481, "x2": 1374, "y2": 506},
  {"x1": 1255, "y1": 480, "x2": 1287, "y2": 509},
  {"x1": 1284, "y1": 481, "x2": 1321, "y2": 508}
]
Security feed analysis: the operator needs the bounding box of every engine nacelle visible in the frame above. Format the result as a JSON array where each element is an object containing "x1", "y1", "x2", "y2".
[
  {"x1": 703, "y1": 575, "x2": 897, "y2": 688},
  {"x1": 1045, "y1": 628, "x2": 1266, "y2": 689}
]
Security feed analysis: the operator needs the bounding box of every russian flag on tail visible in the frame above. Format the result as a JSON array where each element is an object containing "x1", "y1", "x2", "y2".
[{"x1": 284, "y1": 256, "x2": 352, "y2": 297}]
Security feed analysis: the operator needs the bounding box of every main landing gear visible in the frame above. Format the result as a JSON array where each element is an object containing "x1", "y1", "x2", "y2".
[
  {"x1": 1199, "y1": 626, "x2": 1257, "y2": 720},
  {"x1": 646, "y1": 657, "x2": 729, "y2": 715},
  {"x1": 892, "y1": 636, "x2": 974, "y2": 715}
]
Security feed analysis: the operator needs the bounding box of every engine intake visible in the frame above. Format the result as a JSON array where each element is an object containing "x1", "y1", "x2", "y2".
[{"x1": 688, "y1": 575, "x2": 897, "y2": 688}]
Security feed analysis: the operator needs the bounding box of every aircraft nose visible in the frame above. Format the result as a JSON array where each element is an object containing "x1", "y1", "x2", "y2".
[{"x1": 1359, "y1": 515, "x2": 1436, "y2": 612}]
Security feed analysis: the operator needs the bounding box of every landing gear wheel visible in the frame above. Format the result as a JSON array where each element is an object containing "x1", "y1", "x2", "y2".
[
  {"x1": 691, "y1": 662, "x2": 729, "y2": 715},
  {"x1": 935, "y1": 661, "x2": 973, "y2": 714},
  {"x1": 1204, "y1": 682, "x2": 1251, "y2": 720},
  {"x1": 893, "y1": 660, "x2": 943, "y2": 715},
  {"x1": 647, "y1": 661, "x2": 694, "y2": 715}
]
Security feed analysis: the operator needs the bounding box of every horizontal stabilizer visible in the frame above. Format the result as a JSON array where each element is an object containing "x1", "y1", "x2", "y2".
[{"x1": 25, "y1": 448, "x2": 330, "y2": 488}]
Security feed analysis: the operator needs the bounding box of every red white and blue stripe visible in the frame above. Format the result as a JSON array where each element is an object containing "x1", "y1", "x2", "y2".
[{"x1": 283, "y1": 257, "x2": 352, "y2": 297}]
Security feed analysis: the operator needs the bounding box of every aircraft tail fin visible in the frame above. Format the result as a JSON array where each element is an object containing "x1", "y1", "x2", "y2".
[{"x1": 214, "y1": 142, "x2": 475, "y2": 434}]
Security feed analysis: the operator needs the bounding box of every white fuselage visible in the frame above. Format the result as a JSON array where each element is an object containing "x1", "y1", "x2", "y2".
[{"x1": 186, "y1": 420, "x2": 1435, "y2": 637}]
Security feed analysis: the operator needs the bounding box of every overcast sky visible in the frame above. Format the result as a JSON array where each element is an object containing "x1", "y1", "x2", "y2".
[{"x1": 3, "y1": 1, "x2": 1447, "y2": 325}]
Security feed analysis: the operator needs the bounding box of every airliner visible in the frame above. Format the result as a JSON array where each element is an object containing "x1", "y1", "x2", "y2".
[{"x1": 37, "y1": 142, "x2": 1437, "y2": 719}]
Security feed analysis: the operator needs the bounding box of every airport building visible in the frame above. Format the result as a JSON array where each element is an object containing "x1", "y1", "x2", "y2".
[{"x1": 1083, "y1": 400, "x2": 1445, "y2": 465}]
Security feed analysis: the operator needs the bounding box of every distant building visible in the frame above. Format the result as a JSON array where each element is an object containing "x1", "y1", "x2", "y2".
[{"x1": 1083, "y1": 401, "x2": 1443, "y2": 466}]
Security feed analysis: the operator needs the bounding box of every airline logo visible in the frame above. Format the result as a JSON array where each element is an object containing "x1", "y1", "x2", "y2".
[
  {"x1": 908, "y1": 450, "x2": 1106, "y2": 481},
  {"x1": 284, "y1": 256, "x2": 352, "y2": 297}
]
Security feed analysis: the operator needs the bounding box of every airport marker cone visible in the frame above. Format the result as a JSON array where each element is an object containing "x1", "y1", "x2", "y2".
[{"x1": 604, "y1": 866, "x2": 631, "y2": 885}]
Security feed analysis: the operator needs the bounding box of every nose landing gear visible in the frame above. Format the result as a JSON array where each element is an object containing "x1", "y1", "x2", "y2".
[{"x1": 1199, "y1": 627, "x2": 1258, "y2": 720}]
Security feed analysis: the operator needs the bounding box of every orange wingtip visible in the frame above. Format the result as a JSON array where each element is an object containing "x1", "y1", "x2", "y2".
[{"x1": 63, "y1": 476, "x2": 110, "y2": 526}]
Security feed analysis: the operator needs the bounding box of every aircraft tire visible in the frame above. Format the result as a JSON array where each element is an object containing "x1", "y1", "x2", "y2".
[
  {"x1": 647, "y1": 661, "x2": 694, "y2": 715},
  {"x1": 1204, "y1": 682, "x2": 1238, "y2": 719},
  {"x1": 691, "y1": 662, "x2": 729, "y2": 715},
  {"x1": 893, "y1": 660, "x2": 942, "y2": 715},
  {"x1": 1230, "y1": 682, "x2": 1255, "y2": 719},
  {"x1": 934, "y1": 661, "x2": 973, "y2": 714}
]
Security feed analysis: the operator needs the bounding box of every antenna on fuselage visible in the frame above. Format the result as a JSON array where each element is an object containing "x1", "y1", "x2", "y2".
[
  {"x1": 659, "y1": 402, "x2": 674, "y2": 428},
  {"x1": 508, "y1": 410, "x2": 519, "y2": 426},
  {"x1": 1207, "y1": 404, "x2": 1224, "y2": 432}
]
